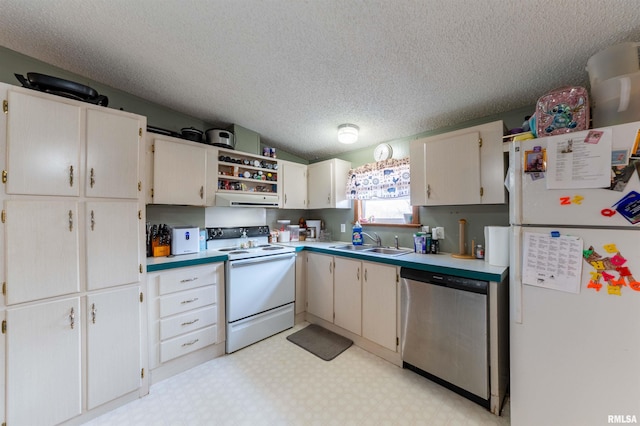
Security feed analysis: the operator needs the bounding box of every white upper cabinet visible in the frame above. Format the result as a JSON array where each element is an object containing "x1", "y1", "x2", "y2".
[
  {"x1": 5, "y1": 89, "x2": 81, "y2": 196},
  {"x1": 5, "y1": 89, "x2": 143, "y2": 199},
  {"x1": 307, "y1": 158, "x2": 351, "y2": 209},
  {"x1": 86, "y1": 109, "x2": 141, "y2": 199},
  {"x1": 410, "y1": 120, "x2": 505, "y2": 206},
  {"x1": 280, "y1": 160, "x2": 307, "y2": 209},
  {"x1": 152, "y1": 138, "x2": 207, "y2": 206},
  {"x1": 5, "y1": 200, "x2": 80, "y2": 305},
  {"x1": 85, "y1": 201, "x2": 140, "y2": 291}
]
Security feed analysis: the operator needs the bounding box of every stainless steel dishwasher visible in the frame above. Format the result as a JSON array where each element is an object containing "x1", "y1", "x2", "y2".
[{"x1": 400, "y1": 267, "x2": 489, "y2": 408}]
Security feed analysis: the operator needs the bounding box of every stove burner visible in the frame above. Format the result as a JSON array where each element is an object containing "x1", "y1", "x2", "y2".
[
  {"x1": 218, "y1": 248, "x2": 236, "y2": 252},
  {"x1": 262, "y1": 246, "x2": 284, "y2": 251},
  {"x1": 229, "y1": 250, "x2": 249, "y2": 254},
  {"x1": 256, "y1": 244, "x2": 270, "y2": 248}
]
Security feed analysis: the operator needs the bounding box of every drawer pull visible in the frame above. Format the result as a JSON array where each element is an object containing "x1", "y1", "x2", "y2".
[
  {"x1": 181, "y1": 318, "x2": 200, "y2": 326},
  {"x1": 182, "y1": 339, "x2": 199, "y2": 347},
  {"x1": 181, "y1": 297, "x2": 199, "y2": 304},
  {"x1": 180, "y1": 277, "x2": 198, "y2": 283}
]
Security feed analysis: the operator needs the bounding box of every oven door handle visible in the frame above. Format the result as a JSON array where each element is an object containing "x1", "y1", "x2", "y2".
[{"x1": 230, "y1": 252, "x2": 296, "y2": 267}]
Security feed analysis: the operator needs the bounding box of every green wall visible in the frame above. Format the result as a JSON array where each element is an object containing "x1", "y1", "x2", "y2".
[{"x1": 1, "y1": 46, "x2": 521, "y2": 252}]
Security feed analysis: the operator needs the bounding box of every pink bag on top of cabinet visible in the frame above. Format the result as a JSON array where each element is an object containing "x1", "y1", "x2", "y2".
[{"x1": 535, "y1": 86, "x2": 590, "y2": 137}]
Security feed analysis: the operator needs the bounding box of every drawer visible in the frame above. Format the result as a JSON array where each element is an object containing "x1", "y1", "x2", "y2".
[
  {"x1": 160, "y1": 325, "x2": 218, "y2": 363},
  {"x1": 160, "y1": 305, "x2": 217, "y2": 341},
  {"x1": 159, "y1": 285, "x2": 216, "y2": 317},
  {"x1": 158, "y1": 263, "x2": 222, "y2": 295}
]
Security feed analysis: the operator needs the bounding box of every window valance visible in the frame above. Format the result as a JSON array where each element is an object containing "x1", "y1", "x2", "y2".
[{"x1": 346, "y1": 158, "x2": 410, "y2": 200}]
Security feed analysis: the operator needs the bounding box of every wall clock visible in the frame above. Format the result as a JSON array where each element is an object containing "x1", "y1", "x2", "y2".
[{"x1": 373, "y1": 143, "x2": 393, "y2": 161}]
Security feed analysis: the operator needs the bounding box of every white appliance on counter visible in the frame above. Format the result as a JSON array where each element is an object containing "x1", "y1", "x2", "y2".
[
  {"x1": 171, "y1": 226, "x2": 200, "y2": 255},
  {"x1": 206, "y1": 226, "x2": 296, "y2": 353},
  {"x1": 509, "y1": 122, "x2": 640, "y2": 426}
]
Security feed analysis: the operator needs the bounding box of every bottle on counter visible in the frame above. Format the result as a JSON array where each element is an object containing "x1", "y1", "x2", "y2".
[
  {"x1": 352, "y1": 221, "x2": 363, "y2": 245},
  {"x1": 475, "y1": 244, "x2": 485, "y2": 259},
  {"x1": 430, "y1": 230, "x2": 439, "y2": 254},
  {"x1": 240, "y1": 230, "x2": 249, "y2": 248}
]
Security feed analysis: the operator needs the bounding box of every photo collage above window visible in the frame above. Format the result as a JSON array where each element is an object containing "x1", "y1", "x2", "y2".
[{"x1": 346, "y1": 158, "x2": 410, "y2": 200}]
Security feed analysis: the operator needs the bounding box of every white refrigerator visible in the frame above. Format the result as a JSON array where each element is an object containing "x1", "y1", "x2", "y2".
[{"x1": 509, "y1": 121, "x2": 640, "y2": 426}]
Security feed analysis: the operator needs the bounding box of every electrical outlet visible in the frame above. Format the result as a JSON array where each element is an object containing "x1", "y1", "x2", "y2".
[{"x1": 340, "y1": 224, "x2": 346, "y2": 233}]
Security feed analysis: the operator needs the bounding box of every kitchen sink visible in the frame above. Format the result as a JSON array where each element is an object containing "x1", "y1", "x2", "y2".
[
  {"x1": 330, "y1": 244, "x2": 374, "y2": 251},
  {"x1": 367, "y1": 247, "x2": 413, "y2": 256},
  {"x1": 329, "y1": 244, "x2": 411, "y2": 256}
]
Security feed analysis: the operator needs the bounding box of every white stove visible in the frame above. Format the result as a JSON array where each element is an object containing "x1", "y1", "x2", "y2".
[
  {"x1": 206, "y1": 226, "x2": 296, "y2": 353},
  {"x1": 206, "y1": 226, "x2": 295, "y2": 260}
]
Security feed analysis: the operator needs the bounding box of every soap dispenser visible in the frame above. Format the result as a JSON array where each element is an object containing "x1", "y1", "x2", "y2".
[{"x1": 352, "y1": 221, "x2": 363, "y2": 245}]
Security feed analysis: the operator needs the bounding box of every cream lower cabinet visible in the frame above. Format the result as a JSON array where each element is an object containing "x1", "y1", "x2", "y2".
[
  {"x1": 6, "y1": 297, "x2": 82, "y2": 426},
  {"x1": 333, "y1": 257, "x2": 362, "y2": 335},
  {"x1": 361, "y1": 261, "x2": 398, "y2": 351},
  {"x1": 6, "y1": 288, "x2": 141, "y2": 425},
  {"x1": 295, "y1": 251, "x2": 307, "y2": 316},
  {"x1": 148, "y1": 263, "x2": 225, "y2": 375},
  {"x1": 305, "y1": 252, "x2": 334, "y2": 322},
  {"x1": 86, "y1": 286, "x2": 142, "y2": 410},
  {"x1": 306, "y1": 253, "x2": 398, "y2": 352}
]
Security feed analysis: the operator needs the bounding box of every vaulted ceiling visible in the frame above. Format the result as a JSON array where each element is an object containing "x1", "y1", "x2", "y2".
[{"x1": 1, "y1": 1, "x2": 639, "y2": 159}]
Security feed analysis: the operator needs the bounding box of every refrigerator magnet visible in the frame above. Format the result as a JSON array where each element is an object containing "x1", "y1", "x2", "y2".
[
  {"x1": 612, "y1": 190, "x2": 640, "y2": 224},
  {"x1": 584, "y1": 130, "x2": 604, "y2": 144},
  {"x1": 524, "y1": 149, "x2": 546, "y2": 173}
]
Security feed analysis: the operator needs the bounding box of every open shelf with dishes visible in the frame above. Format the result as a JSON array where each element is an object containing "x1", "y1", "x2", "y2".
[{"x1": 215, "y1": 147, "x2": 279, "y2": 194}]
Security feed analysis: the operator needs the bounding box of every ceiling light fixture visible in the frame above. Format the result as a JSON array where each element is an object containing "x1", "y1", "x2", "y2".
[{"x1": 337, "y1": 124, "x2": 359, "y2": 144}]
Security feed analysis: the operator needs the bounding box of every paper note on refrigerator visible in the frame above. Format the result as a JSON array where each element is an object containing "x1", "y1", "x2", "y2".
[
  {"x1": 522, "y1": 232, "x2": 583, "y2": 293},
  {"x1": 545, "y1": 129, "x2": 612, "y2": 189}
]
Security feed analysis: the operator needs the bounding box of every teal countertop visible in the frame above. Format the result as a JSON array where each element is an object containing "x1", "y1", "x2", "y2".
[
  {"x1": 147, "y1": 251, "x2": 227, "y2": 272},
  {"x1": 147, "y1": 241, "x2": 508, "y2": 282}
]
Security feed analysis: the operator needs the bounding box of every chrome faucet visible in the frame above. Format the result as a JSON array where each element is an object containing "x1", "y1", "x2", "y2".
[
  {"x1": 362, "y1": 232, "x2": 382, "y2": 247},
  {"x1": 395, "y1": 235, "x2": 399, "y2": 249}
]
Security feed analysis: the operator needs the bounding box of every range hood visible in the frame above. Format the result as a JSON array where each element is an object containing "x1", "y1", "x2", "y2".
[{"x1": 215, "y1": 192, "x2": 280, "y2": 208}]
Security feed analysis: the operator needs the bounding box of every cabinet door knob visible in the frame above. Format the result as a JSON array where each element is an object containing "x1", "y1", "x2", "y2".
[
  {"x1": 90, "y1": 168, "x2": 95, "y2": 188},
  {"x1": 200, "y1": 186, "x2": 204, "y2": 199},
  {"x1": 90, "y1": 210, "x2": 95, "y2": 231},
  {"x1": 68, "y1": 210, "x2": 73, "y2": 232},
  {"x1": 91, "y1": 303, "x2": 97, "y2": 324},
  {"x1": 69, "y1": 165, "x2": 74, "y2": 187}
]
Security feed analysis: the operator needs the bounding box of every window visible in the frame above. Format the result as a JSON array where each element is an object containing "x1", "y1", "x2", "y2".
[
  {"x1": 353, "y1": 199, "x2": 420, "y2": 226},
  {"x1": 347, "y1": 157, "x2": 419, "y2": 226},
  {"x1": 362, "y1": 198, "x2": 412, "y2": 224}
]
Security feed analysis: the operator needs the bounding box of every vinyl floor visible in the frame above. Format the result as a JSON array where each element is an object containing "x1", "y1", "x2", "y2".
[{"x1": 83, "y1": 322, "x2": 510, "y2": 425}]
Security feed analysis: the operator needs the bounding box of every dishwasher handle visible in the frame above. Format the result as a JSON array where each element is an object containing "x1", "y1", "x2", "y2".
[{"x1": 400, "y1": 267, "x2": 487, "y2": 295}]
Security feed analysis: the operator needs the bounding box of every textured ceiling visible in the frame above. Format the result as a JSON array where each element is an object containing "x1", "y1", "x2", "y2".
[{"x1": 1, "y1": 0, "x2": 639, "y2": 160}]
